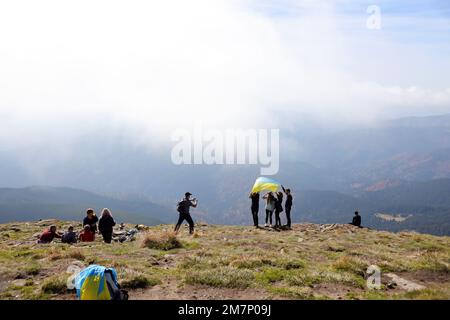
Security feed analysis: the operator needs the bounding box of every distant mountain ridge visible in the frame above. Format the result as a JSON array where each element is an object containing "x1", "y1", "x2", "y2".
[
  {"x1": 296, "y1": 179, "x2": 450, "y2": 236},
  {"x1": 0, "y1": 178, "x2": 449, "y2": 235},
  {"x1": 387, "y1": 113, "x2": 450, "y2": 128},
  {"x1": 0, "y1": 186, "x2": 171, "y2": 225}
]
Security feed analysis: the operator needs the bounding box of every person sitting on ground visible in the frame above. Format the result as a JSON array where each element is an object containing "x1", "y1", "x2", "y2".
[
  {"x1": 83, "y1": 208, "x2": 98, "y2": 234},
  {"x1": 249, "y1": 192, "x2": 260, "y2": 228},
  {"x1": 79, "y1": 225, "x2": 95, "y2": 242},
  {"x1": 351, "y1": 211, "x2": 362, "y2": 227},
  {"x1": 98, "y1": 208, "x2": 116, "y2": 244},
  {"x1": 38, "y1": 225, "x2": 62, "y2": 244},
  {"x1": 174, "y1": 192, "x2": 198, "y2": 235},
  {"x1": 61, "y1": 225, "x2": 77, "y2": 244},
  {"x1": 281, "y1": 185, "x2": 293, "y2": 229}
]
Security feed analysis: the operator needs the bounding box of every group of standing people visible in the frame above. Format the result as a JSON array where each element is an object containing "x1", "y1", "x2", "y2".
[
  {"x1": 38, "y1": 208, "x2": 116, "y2": 244},
  {"x1": 250, "y1": 185, "x2": 293, "y2": 229}
]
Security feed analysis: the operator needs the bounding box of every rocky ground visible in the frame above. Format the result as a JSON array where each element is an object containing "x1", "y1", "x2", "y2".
[{"x1": 0, "y1": 219, "x2": 449, "y2": 300}]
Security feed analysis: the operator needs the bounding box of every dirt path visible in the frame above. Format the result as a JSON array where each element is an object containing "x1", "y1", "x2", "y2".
[{"x1": 131, "y1": 279, "x2": 271, "y2": 300}]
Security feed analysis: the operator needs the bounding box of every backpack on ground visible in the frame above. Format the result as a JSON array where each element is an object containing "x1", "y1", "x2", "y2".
[{"x1": 75, "y1": 265, "x2": 128, "y2": 300}]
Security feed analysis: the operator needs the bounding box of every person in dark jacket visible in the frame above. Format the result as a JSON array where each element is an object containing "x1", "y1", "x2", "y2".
[
  {"x1": 351, "y1": 211, "x2": 362, "y2": 227},
  {"x1": 274, "y1": 192, "x2": 283, "y2": 228},
  {"x1": 98, "y1": 208, "x2": 116, "y2": 243},
  {"x1": 249, "y1": 192, "x2": 260, "y2": 227},
  {"x1": 61, "y1": 225, "x2": 77, "y2": 244},
  {"x1": 38, "y1": 225, "x2": 62, "y2": 244},
  {"x1": 174, "y1": 192, "x2": 198, "y2": 234},
  {"x1": 83, "y1": 208, "x2": 98, "y2": 233},
  {"x1": 282, "y1": 185, "x2": 293, "y2": 229}
]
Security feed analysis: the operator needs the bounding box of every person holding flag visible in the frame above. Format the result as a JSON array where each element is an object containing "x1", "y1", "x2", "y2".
[
  {"x1": 249, "y1": 192, "x2": 260, "y2": 227},
  {"x1": 251, "y1": 177, "x2": 281, "y2": 228}
]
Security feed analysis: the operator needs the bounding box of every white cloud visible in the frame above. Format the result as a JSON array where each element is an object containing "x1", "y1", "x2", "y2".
[{"x1": 0, "y1": 0, "x2": 449, "y2": 152}]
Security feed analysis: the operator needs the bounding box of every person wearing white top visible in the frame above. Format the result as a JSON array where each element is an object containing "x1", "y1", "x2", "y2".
[{"x1": 262, "y1": 192, "x2": 276, "y2": 227}]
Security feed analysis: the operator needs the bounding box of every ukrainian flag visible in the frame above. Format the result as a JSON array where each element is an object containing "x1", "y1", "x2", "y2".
[
  {"x1": 251, "y1": 176, "x2": 280, "y2": 193},
  {"x1": 75, "y1": 265, "x2": 118, "y2": 300}
]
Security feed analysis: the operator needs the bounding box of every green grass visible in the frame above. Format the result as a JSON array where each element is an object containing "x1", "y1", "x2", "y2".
[
  {"x1": 23, "y1": 263, "x2": 41, "y2": 276},
  {"x1": 185, "y1": 267, "x2": 254, "y2": 288},
  {"x1": 142, "y1": 232, "x2": 183, "y2": 251},
  {"x1": 332, "y1": 255, "x2": 368, "y2": 276},
  {"x1": 41, "y1": 274, "x2": 69, "y2": 294},
  {"x1": 256, "y1": 267, "x2": 286, "y2": 284},
  {"x1": 0, "y1": 221, "x2": 449, "y2": 300},
  {"x1": 120, "y1": 274, "x2": 161, "y2": 289}
]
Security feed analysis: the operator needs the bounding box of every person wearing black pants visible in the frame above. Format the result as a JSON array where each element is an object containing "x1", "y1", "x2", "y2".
[
  {"x1": 249, "y1": 192, "x2": 260, "y2": 227},
  {"x1": 282, "y1": 185, "x2": 293, "y2": 229},
  {"x1": 175, "y1": 192, "x2": 198, "y2": 234},
  {"x1": 274, "y1": 192, "x2": 283, "y2": 228},
  {"x1": 98, "y1": 208, "x2": 116, "y2": 243},
  {"x1": 175, "y1": 213, "x2": 195, "y2": 234},
  {"x1": 263, "y1": 192, "x2": 275, "y2": 227}
]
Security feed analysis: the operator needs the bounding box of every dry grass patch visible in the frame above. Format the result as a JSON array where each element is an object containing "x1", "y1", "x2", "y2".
[
  {"x1": 141, "y1": 232, "x2": 182, "y2": 251},
  {"x1": 23, "y1": 263, "x2": 41, "y2": 276},
  {"x1": 41, "y1": 274, "x2": 69, "y2": 294},
  {"x1": 229, "y1": 257, "x2": 274, "y2": 269},
  {"x1": 185, "y1": 267, "x2": 254, "y2": 288},
  {"x1": 65, "y1": 249, "x2": 85, "y2": 261},
  {"x1": 120, "y1": 273, "x2": 161, "y2": 289},
  {"x1": 332, "y1": 255, "x2": 367, "y2": 276}
]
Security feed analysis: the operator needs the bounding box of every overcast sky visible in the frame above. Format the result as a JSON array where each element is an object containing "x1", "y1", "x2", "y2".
[{"x1": 0, "y1": 0, "x2": 449, "y2": 151}]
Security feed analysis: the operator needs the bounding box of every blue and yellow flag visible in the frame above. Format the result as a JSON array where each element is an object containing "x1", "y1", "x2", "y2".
[{"x1": 251, "y1": 176, "x2": 280, "y2": 193}]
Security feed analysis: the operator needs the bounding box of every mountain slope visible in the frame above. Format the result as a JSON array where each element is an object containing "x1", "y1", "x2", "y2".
[
  {"x1": 0, "y1": 220, "x2": 448, "y2": 300},
  {"x1": 293, "y1": 179, "x2": 450, "y2": 235}
]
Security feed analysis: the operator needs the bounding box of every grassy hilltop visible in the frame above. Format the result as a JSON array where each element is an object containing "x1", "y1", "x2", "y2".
[{"x1": 0, "y1": 220, "x2": 449, "y2": 300}]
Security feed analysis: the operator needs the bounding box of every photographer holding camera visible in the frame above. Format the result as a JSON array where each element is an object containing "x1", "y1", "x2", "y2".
[{"x1": 174, "y1": 192, "x2": 198, "y2": 235}]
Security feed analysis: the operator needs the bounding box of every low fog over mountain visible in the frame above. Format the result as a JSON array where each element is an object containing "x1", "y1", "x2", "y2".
[{"x1": 1, "y1": 114, "x2": 450, "y2": 235}]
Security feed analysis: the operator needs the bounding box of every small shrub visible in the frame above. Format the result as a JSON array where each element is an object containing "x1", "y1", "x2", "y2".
[
  {"x1": 185, "y1": 267, "x2": 254, "y2": 288},
  {"x1": 49, "y1": 253, "x2": 62, "y2": 261},
  {"x1": 229, "y1": 257, "x2": 273, "y2": 269},
  {"x1": 296, "y1": 269, "x2": 364, "y2": 288},
  {"x1": 48, "y1": 248, "x2": 64, "y2": 261},
  {"x1": 256, "y1": 267, "x2": 285, "y2": 284},
  {"x1": 280, "y1": 259, "x2": 305, "y2": 270},
  {"x1": 14, "y1": 250, "x2": 34, "y2": 257},
  {"x1": 24, "y1": 264, "x2": 41, "y2": 276},
  {"x1": 332, "y1": 255, "x2": 367, "y2": 276},
  {"x1": 268, "y1": 286, "x2": 313, "y2": 299},
  {"x1": 66, "y1": 249, "x2": 85, "y2": 261},
  {"x1": 41, "y1": 274, "x2": 68, "y2": 294},
  {"x1": 286, "y1": 271, "x2": 317, "y2": 287},
  {"x1": 401, "y1": 288, "x2": 450, "y2": 300},
  {"x1": 121, "y1": 274, "x2": 161, "y2": 289},
  {"x1": 24, "y1": 279, "x2": 34, "y2": 286},
  {"x1": 142, "y1": 232, "x2": 182, "y2": 251},
  {"x1": 412, "y1": 252, "x2": 449, "y2": 272}
]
